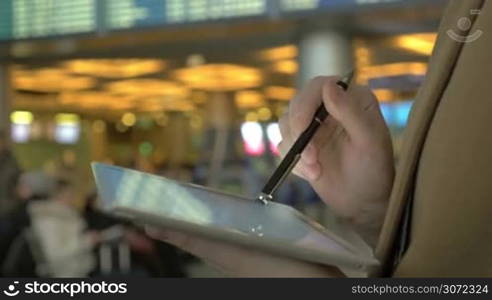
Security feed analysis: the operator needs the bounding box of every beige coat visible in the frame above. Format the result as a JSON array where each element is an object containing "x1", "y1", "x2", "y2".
[{"x1": 375, "y1": 0, "x2": 492, "y2": 277}]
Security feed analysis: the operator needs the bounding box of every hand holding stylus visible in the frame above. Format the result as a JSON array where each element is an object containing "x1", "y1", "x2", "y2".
[
  {"x1": 148, "y1": 76, "x2": 395, "y2": 275},
  {"x1": 258, "y1": 71, "x2": 353, "y2": 203},
  {"x1": 277, "y1": 76, "x2": 394, "y2": 246}
]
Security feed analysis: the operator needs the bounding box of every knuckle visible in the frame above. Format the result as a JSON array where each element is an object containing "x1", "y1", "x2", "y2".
[
  {"x1": 352, "y1": 85, "x2": 379, "y2": 111},
  {"x1": 321, "y1": 77, "x2": 345, "y2": 101},
  {"x1": 278, "y1": 114, "x2": 288, "y2": 132},
  {"x1": 292, "y1": 112, "x2": 309, "y2": 129},
  {"x1": 310, "y1": 76, "x2": 332, "y2": 88}
]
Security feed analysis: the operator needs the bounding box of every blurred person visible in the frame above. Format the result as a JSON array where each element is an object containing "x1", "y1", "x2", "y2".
[
  {"x1": 0, "y1": 129, "x2": 21, "y2": 214},
  {"x1": 27, "y1": 179, "x2": 99, "y2": 277},
  {"x1": 1, "y1": 176, "x2": 100, "y2": 277},
  {"x1": 147, "y1": 0, "x2": 492, "y2": 277},
  {"x1": 0, "y1": 171, "x2": 56, "y2": 276},
  {"x1": 16, "y1": 171, "x2": 56, "y2": 202},
  {"x1": 83, "y1": 193, "x2": 186, "y2": 277}
]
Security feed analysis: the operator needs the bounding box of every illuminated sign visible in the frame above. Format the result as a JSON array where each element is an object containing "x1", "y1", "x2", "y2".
[
  {"x1": 241, "y1": 121, "x2": 265, "y2": 156},
  {"x1": 54, "y1": 113, "x2": 81, "y2": 144},
  {"x1": 380, "y1": 100, "x2": 413, "y2": 128},
  {"x1": 0, "y1": 0, "x2": 404, "y2": 41},
  {"x1": 106, "y1": 0, "x2": 266, "y2": 29},
  {"x1": 106, "y1": 0, "x2": 165, "y2": 29},
  {"x1": 0, "y1": 0, "x2": 96, "y2": 40},
  {"x1": 266, "y1": 122, "x2": 281, "y2": 155},
  {"x1": 280, "y1": 0, "x2": 401, "y2": 11},
  {"x1": 165, "y1": 0, "x2": 265, "y2": 24},
  {"x1": 10, "y1": 110, "x2": 33, "y2": 143}
]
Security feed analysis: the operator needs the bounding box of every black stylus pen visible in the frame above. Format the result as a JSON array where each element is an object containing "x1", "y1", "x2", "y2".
[{"x1": 257, "y1": 70, "x2": 355, "y2": 204}]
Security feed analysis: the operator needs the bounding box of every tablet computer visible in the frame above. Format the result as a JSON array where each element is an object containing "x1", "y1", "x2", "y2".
[{"x1": 92, "y1": 162, "x2": 378, "y2": 275}]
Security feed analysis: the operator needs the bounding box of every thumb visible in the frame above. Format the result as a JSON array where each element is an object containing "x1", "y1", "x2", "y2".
[{"x1": 322, "y1": 80, "x2": 383, "y2": 145}]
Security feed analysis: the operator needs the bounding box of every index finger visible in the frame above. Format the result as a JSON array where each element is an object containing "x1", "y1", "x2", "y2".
[{"x1": 288, "y1": 76, "x2": 340, "y2": 138}]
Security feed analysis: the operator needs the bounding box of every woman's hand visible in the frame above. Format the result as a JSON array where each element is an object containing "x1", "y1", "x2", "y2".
[
  {"x1": 146, "y1": 228, "x2": 343, "y2": 277},
  {"x1": 278, "y1": 76, "x2": 394, "y2": 245},
  {"x1": 147, "y1": 76, "x2": 395, "y2": 276}
]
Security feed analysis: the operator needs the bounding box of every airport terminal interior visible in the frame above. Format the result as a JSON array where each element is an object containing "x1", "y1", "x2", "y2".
[{"x1": 0, "y1": 0, "x2": 448, "y2": 277}]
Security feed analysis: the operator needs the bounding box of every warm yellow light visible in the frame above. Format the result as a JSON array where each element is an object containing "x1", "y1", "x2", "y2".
[
  {"x1": 165, "y1": 101, "x2": 195, "y2": 112},
  {"x1": 55, "y1": 113, "x2": 80, "y2": 125},
  {"x1": 64, "y1": 59, "x2": 165, "y2": 78},
  {"x1": 141, "y1": 97, "x2": 195, "y2": 112},
  {"x1": 235, "y1": 90, "x2": 265, "y2": 109},
  {"x1": 105, "y1": 79, "x2": 189, "y2": 98},
  {"x1": 59, "y1": 92, "x2": 137, "y2": 111},
  {"x1": 121, "y1": 112, "x2": 137, "y2": 127},
  {"x1": 11, "y1": 111, "x2": 33, "y2": 125},
  {"x1": 265, "y1": 86, "x2": 296, "y2": 101},
  {"x1": 373, "y1": 89, "x2": 397, "y2": 102},
  {"x1": 275, "y1": 105, "x2": 287, "y2": 117},
  {"x1": 92, "y1": 120, "x2": 106, "y2": 133},
  {"x1": 358, "y1": 62, "x2": 428, "y2": 84},
  {"x1": 257, "y1": 107, "x2": 272, "y2": 121},
  {"x1": 355, "y1": 46, "x2": 370, "y2": 60},
  {"x1": 393, "y1": 33, "x2": 437, "y2": 56},
  {"x1": 260, "y1": 45, "x2": 298, "y2": 61},
  {"x1": 13, "y1": 67, "x2": 95, "y2": 92},
  {"x1": 174, "y1": 64, "x2": 262, "y2": 91},
  {"x1": 245, "y1": 111, "x2": 259, "y2": 122},
  {"x1": 272, "y1": 60, "x2": 298, "y2": 74},
  {"x1": 191, "y1": 91, "x2": 208, "y2": 104},
  {"x1": 355, "y1": 45, "x2": 371, "y2": 66}
]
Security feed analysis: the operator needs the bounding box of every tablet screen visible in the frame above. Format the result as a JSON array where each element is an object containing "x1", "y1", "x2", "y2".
[{"x1": 92, "y1": 162, "x2": 376, "y2": 269}]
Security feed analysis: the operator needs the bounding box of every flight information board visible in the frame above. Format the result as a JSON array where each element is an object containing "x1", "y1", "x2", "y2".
[
  {"x1": 0, "y1": 0, "x2": 97, "y2": 40},
  {"x1": 280, "y1": 0, "x2": 399, "y2": 11},
  {"x1": 106, "y1": 0, "x2": 266, "y2": 29},
  {"x1": 0, "y1": 0, "x2": 401, "y2": 41}
]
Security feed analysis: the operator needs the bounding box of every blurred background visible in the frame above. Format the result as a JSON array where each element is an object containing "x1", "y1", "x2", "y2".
[{"x1": 0, "y1": 0, "x2": 448, "y2": 277}]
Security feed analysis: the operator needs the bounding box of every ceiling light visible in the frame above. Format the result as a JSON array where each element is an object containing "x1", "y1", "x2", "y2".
[
  {"x1": 235, "y1": 90, "x2": 265, "y2": 109},
  {"x1": 393, "y1": 33, "x2": 437, "y2": 56},
  {"x1": 259, "y1": 45, "x2": 298, "y2": 61},
  {"x1": 358, "y1": 62, "x2": 427, "y2": 84},
  {"x1": 265, "y1": 86, "x2": 296, "y2": 101},
  {"x1": 174, "y1": 64, "x2": 262, "y2": 91},
  {"x1": 121, "y1": 112, "x2": 137, "y2": 127},
  {"x1": 11, "y1": 111, "x2": 33, "y2": 125},
  {"x1": 13, "y1": 68, "x2": 95, "y2": 92},
  {"x1": 271, "y1": 60, "x2": 298, "y2": 74},
  {"x1": 64, "y1": 59, "x2": 165, "y2": 78},
  {"x1": 106, "y1": 79, "x2": 189, "y2": 98}
]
